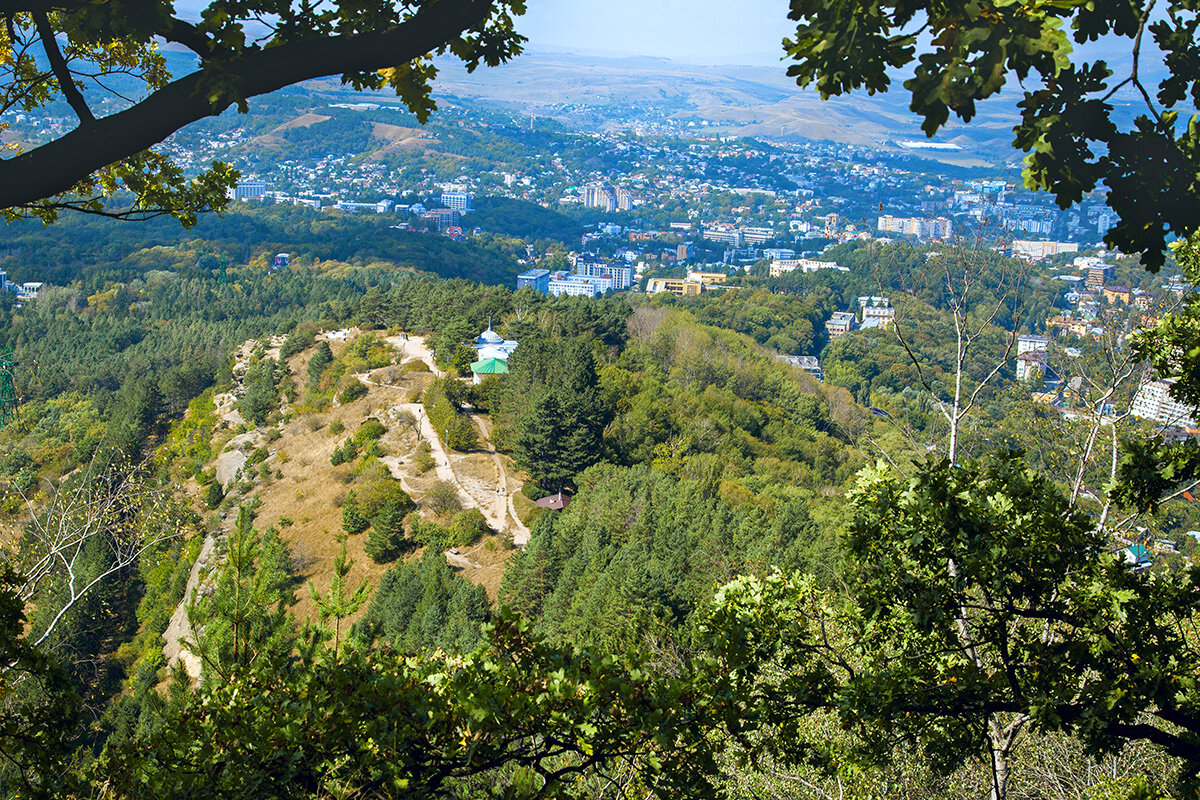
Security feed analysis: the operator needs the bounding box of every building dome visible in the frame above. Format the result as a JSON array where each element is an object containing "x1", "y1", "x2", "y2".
[{"x1": 475, "y1": 325, "x2": 504, "y2": 344}]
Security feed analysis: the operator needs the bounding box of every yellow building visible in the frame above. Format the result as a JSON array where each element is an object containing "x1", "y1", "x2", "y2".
[
  {"x1": 685, "y1": 270, "x2": 728, "y2": 285},
  {"x1": 646, "y1": 278, "x2": 704, "y2": 296}
]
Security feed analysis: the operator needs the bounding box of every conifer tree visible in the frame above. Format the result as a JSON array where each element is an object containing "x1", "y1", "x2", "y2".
[
  {"x1": 308, "y1": 536, "x2": 371, "y2": 662},
  {"x1": 365, "y1": 500, "x2": 408, "y2": 563},
  {"x1": 341, "y1": 491, "x2": 369, "y2": 536},
  {"x1": 307, "y1": 341, "x2": 334, "y2": 389},
  {"x1": 186, "y1": 507, "x2": 296, "y2": 684}
]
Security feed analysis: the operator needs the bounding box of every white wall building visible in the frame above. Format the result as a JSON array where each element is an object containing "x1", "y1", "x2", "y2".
[
  {"x1": 473, "y1": 325, "x2": 519, "y2": 362},
  {"x1": 1131, "y1": 380, "x2": 1199, "y2": 428}
]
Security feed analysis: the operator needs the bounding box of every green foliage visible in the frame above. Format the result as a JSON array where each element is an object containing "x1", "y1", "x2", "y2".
[
  {"x1": 364, "y1": 501, "x2": 409, "y2": 564},
  {"x1": 203, "y1": 479, "x2": 225, "y2": 510},
  {"x1": 414, "y1": 441, "x2": 435, "y2": 473},
  {"x1": 0, "y1": 568, "x2": 79, "y2": 798},
  {"x1": 500, "y1": 337, "x2": 609, "y2": 491},
  {"x1": 239, "y1": 357, "x2": 282, "y2": 427},
  {"x1": 308, "y1": 537, "x2": 371, "y2": 660},
  {"x1": 782, "y1": 0, "x2": 1200, "y2": 267},
  {"x1": 352, "y1": 418, "x2": 387, "y2": 446},
  {"x1": 100, "y1": 612, "x2": 716, "y2": 799},
  {"x1": 426, "y1": 480, "x2": 462, "y2": 517},
  {"x1": 704, "y1": 452, "x2": 1200, "y2": 791},
  {"x1": 279, "y1": 323, "x2": 318, "y2": 361},
  {"x1": 355, "y1": 550, "x2": 489, "y2": 652},
  {"x1": 307, "y1": 341, "x2": 334, "y2": 388},
  {"x1": 340, "y1": 490, "x2": 370, "y2": 536},
  {"x1": 501, "y1": 462, "x2": 829, "y2": 653},
  {"x1": 336, "y1": 378, "x2": 368, "y2": 405},
  {"x1": 330, "y1": 438, "x2": 358, "y2": 466},
  {"x1": 423, "y1": 377, "x2": 478, "y2": 452},
  {"x1": 450, "y1": 508, "x2": 490, "y2": 546},
  {"x1": 186, "y1": 506, "x2": 297, "y2": 684}
]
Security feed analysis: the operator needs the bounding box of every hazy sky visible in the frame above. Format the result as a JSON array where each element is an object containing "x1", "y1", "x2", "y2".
[{"x1": 515, "y1": 0, "x2": 795, "y2": 65}]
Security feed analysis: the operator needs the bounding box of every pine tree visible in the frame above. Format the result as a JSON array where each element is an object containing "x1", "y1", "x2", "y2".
[
  {"x1": 203, "y1": 480, "x2": 225, "y2": 510},
  {"x1": 341, "y1": 491, "x2": 369, "y2": 536},
  {"x1": 307, "y1": 341, "x2": 334, "y2": 388},
  {"x1": 365, "y1": 500, "x2": 407, "y2": 564},
  {"x1": 186, "y1": 507, "x2": 296, "y2": 684},
  {"x1": 308, "y1": 535, "x2": 371, "y2": 662}
]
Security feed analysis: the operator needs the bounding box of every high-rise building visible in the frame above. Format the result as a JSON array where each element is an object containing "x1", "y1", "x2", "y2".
[
  {"x1": 1015, "y1": 334, "x2": 1050, "y2": 381},
  {"x1": 1086, "y1": 264, "x2": 1114, "y2": 290},
  {"x1": 440, "y1": 192, "x2": 472, "y2": 212},
  {"x1": 516, "y1": 268, "x2": 551, "y2": 295}
]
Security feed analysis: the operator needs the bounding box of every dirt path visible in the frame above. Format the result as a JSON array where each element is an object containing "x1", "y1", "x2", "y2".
[
  {"x1": 472, "y1": 414, "x2": 531, "y2": 546},
  {"x1": 355, "y1": 337, "x2": 531, "y2": 543},
  {"x1": 385, "y1": 334, "x2": 444, "y2": 377}
]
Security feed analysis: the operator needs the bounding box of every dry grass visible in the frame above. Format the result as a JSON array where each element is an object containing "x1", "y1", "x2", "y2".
[
  {"x1": 271, "y1": 113, "x2": 331, "y2": 133},
  {"x1": 202, "y1": 336, "x2": 517, "y2": 627}
]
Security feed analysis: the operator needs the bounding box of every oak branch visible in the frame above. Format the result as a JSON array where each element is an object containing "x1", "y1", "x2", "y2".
[{"x1": 0, "y1": 0, "x2": 523, "y2": 221}]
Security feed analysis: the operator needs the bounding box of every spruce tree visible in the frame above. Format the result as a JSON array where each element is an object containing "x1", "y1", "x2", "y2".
[{"x1": 365, "y1": 500, "x2": 407, "y2": 564}]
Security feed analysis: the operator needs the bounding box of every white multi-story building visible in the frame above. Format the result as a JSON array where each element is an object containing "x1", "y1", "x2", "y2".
[
  {"x1": 742, "y1": 226, "x2": 775, "y2": 244},
  {"x1": 877, "y1": 215, "x2": 952, "y2": 239},
  {"x1": 1013, "y1": 240, "x2": 1079, "y2": 261},
  {"x1": 576, "y1": 262, "x2": 633, "y2": 291},
  {"x1": 1015, "y1": 334, "x2": 1050, "y2": 382},
  {"x1": 769, "y1": 258, "x2": 844, "y2": 277},
  {"x1": 232, "y1": 180, "x2": 266, "y2": 200},
  {"x1": 440, "y1": 192, "x2": 472, "y2": 212},
  {"x1": 548, "y1": 272, "x2": 611, "y2": 297},
  {"x1": 1131, "y1": 380, "x2": 1199, "y2": 428}
]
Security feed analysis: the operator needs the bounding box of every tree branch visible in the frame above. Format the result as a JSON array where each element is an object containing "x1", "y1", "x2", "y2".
[
  {"x1": 31, "y1": 10, "x2": 94, "y2": 125},
  {"x1": 0, "y1": 0, "x2": 496, "y2": 208}
]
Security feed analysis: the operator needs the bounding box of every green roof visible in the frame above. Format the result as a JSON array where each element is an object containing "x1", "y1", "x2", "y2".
[{"x1": 470, "y1": 357, "x2": 509, "y2": 375}]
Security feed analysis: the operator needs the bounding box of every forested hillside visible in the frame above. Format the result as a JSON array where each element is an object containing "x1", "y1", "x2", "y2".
[{"x1": 3, "y1": 226, "x2": 1197, "y2": 799}]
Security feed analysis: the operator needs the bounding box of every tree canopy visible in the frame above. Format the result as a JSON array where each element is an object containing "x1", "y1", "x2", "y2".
[
  {"x1": 784, "y1": 0, "x2": 1200, "y2": 268},
  {"x1": 0, "y1": 0, "x2": 524, "y2": 223}
]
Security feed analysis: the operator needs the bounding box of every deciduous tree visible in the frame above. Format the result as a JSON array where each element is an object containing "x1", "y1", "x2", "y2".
[
  {"x1": 783, "y1": 0, "x2": 1200, "y2": 267},
  {"x1": 0, "y1": 0, "x2": 525, "y2": 223}
]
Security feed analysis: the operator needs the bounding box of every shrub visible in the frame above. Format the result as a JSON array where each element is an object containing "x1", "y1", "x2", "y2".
[
  {"x1": 521, "y1": 483, "x2": 548, "y2": 501},
  {"x1": 204, "y1": 480, "x2": 225, "y2": 510},
  {"x1": 414, "y1": 442, "x2": 435, "y2": 474},
  {"x1": 427, "y1": 481, "x2": 461, "y2": 517},
  {"x1": 328, "y1": 419, "x2": 345, "y2": 435},
  {"x1": 341, "y1": 491, "x2": 370, "y2": 536},
  {"x1": 353, "y1": 419, "x2": 387, "y2": 445},
  {"x1": 247, "y1": 446, "x2": 269, "y2": 466},
  {"x1": 337, "y1": 380, "x2": 368, "y2": 405},
  {"x1": 330, "y1": 439, "x2": 358, "y2": 467},
  {"x1": 450, "y1": 508, "x2": 489, "y2": 546},
  {"x1": 358, "y1": 477, "x2": 415, "y2": 519}
]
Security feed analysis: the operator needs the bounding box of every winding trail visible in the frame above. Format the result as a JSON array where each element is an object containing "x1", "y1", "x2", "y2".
[{"x1": 356, "y1": 334, "x2": 531, "y2": 545}]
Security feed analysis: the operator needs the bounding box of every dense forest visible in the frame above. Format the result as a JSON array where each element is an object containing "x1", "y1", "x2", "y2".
[{"x1": 2, "y1": 215, "x2": 1198, "y2": 800}]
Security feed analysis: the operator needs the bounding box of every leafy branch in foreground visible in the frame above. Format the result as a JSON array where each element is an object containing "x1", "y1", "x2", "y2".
[
  {"x1": 0, "y1": 0, "x2": 525, "y2": 224},
  {"x1": 705, "y1": 452, "x2": 1200, "y2": 799},
  {"x1": 783, "y1": 0, "x2": 1200, "y2": 268}
]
